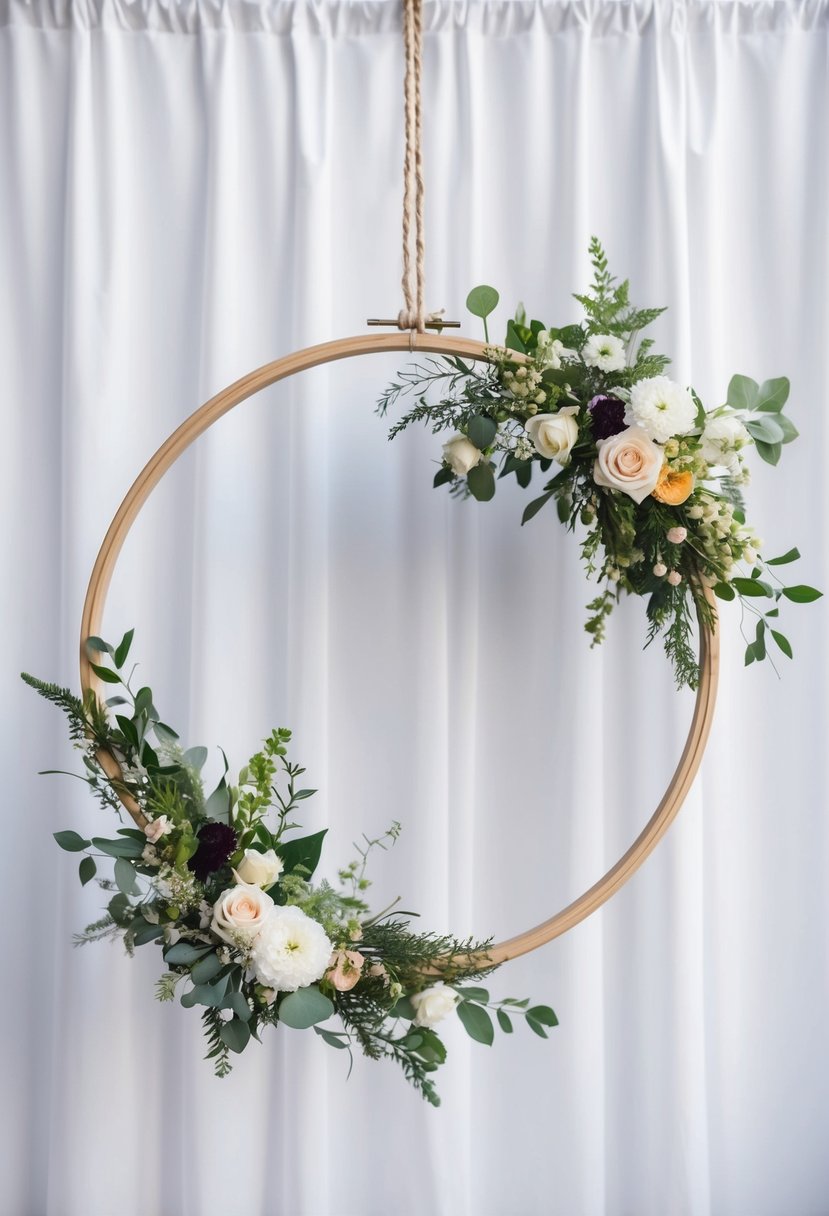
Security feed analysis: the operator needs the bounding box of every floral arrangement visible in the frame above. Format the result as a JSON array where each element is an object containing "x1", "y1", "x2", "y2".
[
  {"x1": 23, "y1": 634, "x2": 556, "y2": 1105},
  {"x1": 378, "y1": 239, "x2": 820, "y2": 688}
]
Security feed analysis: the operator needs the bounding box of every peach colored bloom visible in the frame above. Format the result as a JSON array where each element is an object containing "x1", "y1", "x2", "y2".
[{"x1": 326, "y1": 949, "x2": 365, "y2": 992}]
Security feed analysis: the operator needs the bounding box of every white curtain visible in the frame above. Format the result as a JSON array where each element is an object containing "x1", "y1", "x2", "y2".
[{"x1": 2, "y1": 1, "x2": 828, "y2": 1212}]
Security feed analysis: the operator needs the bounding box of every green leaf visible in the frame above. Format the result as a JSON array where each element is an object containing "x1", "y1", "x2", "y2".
[
  {"x1": 496, "y1": 1009, "x2": 513, "y2": 1034},
  {"x1": 54, "y1": 830, "x2": 90, "y2": 853},
  {"x1": 92, "y1": 835, "x2": 145, "y2": 859},
  {"x1": 180, "y1": 981, "x2": 228, "y2": 1010},
  {"x1": 732, "y1": 578, "x2": 772, "y2": 598},
  {"x1": 79, "y1": 856, "x2": 97, "y2": 885},
  {"x1": 219, "y1": 1018, "x2": 251, "y2": 1054},
  {"x1": 164, "y1": 942, "x2": 213, "y2": 965},
  {"x1": 713, "y1": 583, "x2": 736, "y2": 601},
  {"x1": 466, "y1": 285, "x2": 499, "y2": 319},
  {"x1": 505, "y1": 319, "x2": 527, "y2": 354},
  {"x1": 191, "y1": 952, "x2": 224, "y2": 985},
  {"x1": 746, "y1": 416, "x2": 785, "y2": 445},
  {"x1": 466, "y1": 415, "x2": 497, "y2": 450},
  {"x1": 521, "y1": 490, "x2": 554, "y2": 525},
  {"x1": 766, "y1": 547, "x2": 800, "y2": 567},
  {"x1": 293, "y1": 789, "x2": 317, "y2": 801},
  {"x1": 114, "y1": 857, "x2": 139, "y2": 895},
  {"x1": 754, "y1": 439, "x2": 782, "y2": 466},
  {"x1": 278, "y1": 986, "x2": 335, "y2": 1029},
  {"x1": 771, "y1": 630, "x2": 793, "y2": 659},
  {"x1": 114, "y1": 628, "x2": 135, "y2": 669},
  {"x1": 315, "y1": 1027, "x2": 350, "y2": 1050},
  {"x1": 224, "y1": 991, "x2": 252, "y2": 1022},
  {"x1": 391, "y1": 995, "x2": 416, "y2": 1021},
  {"x1": 755, "y1": 377, "x2": 790, "y2": 412},
  {"x1": 776, "y1": 414, "x2": 799, "y2": 444},
  {"x1": 85, "y1": 636, "x2": 113, "y2": 655},
  {"x1": 108, "y1": 893, "x2": 131, "y2": 926},
  {"x1": 525, "y1": 1015, "x2": 550, "y2": 1039},
  {"x1": 453, "y1": 987, "x2": 490, "y2": 1005},
  {"x1": 782, "y1": 585, "x2": 823, "y2": 603},
  {"x1": 727, "y1": 374, "x2": 759, "y2": 412},
  {"x1": 467, "y1": 462, "x2": 496, "y2": 502},
  {"x1": 89, "y1": 662, "x2": 122, "y2": 685},
  {"x1": 744, "y1": 642, "x2": 757, "y2": 666},
  {"x1": 153, "y1": 721, "x2": 180, "y2": 743},
  {"x1": 526, "y1": 1005, "x2": 559, "y2": 1027},
  {"x1": 753, "y1": 619, "x2": 766, "y2": 660},
  {"x1": 456, "y1": 1001, "x2": 494, "y2": 1046},
  {"x1": 131, "y1": 920, "x2": 165, "y2": 946},
  {"x1": 278, "y1": 829, "x2": 327, "y2": 880},
  {"x1": 183, "y1": 746, "x2": 208, "y2": 772},
  {"x1": 205, "y1": 781, "x2": 230, "y2": 824},
  {"x1": 433, "y1": 465, "x2": 454, "y2": 488},
  {"x1": 691, "y1": 388, "x2": 707, "y2": 429}
]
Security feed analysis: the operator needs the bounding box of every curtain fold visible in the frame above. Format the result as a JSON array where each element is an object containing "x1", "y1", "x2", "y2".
[{"x1": 1, "y1": 2, "x2": 827, "y2": 1213}]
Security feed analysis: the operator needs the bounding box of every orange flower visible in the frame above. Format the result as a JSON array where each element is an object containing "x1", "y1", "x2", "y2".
[{"x1": 652, "y1": 464, "x2": 694, "y2": 505}]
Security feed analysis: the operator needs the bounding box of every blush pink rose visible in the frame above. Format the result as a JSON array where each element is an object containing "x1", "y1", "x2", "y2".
[{"x1": 593, "y1": 426, "x2": 663, "y2": 504}]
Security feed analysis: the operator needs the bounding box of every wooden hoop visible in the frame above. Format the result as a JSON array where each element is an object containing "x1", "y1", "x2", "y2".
[{"x1": 79, "y1": 333, "x2": 719, "y2": 965}]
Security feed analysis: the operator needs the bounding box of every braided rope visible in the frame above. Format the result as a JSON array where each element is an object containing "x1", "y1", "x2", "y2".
[{"x1": 398, "y1": 0, "x2": 426, "y2": 333}]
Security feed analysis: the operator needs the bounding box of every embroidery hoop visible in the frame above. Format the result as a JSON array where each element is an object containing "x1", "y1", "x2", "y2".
[{"x1": 79, "y1": 331, "x2": 719, "y2": 967}]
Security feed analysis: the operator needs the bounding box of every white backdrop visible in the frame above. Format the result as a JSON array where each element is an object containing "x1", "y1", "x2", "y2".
[{"x1": 2, "y1": 2, "x2": 828, "y2": 1213}]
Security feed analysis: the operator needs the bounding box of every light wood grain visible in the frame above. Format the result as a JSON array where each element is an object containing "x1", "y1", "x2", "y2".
[{"x1": 79, "y1": 333, "x2": 719, "y2": 961}]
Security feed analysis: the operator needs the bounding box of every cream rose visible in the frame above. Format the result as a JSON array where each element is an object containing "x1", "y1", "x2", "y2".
[
  {"x1": 525, "y1": 406, "x2": 579, "y2": 464},
  {"x1": 235, "y1": 848, "x2": 284, "y2": 888},
  {"x1": 442, "y1": 433, "x2": 483, "y2": 477},
  {"x1": 410, "y1": 983, "x2": 459, "y2": 1028},
  {"x1": 212, "y1": 883, "x2": 274, "y2": 945},
  {"x1": 593, "y1": 426, "x2": 663, "y2": 504}
]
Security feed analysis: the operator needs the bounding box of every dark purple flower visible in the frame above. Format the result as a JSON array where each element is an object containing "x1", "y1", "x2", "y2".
[
  {"x1": 587, "y1": 394, "x2": 627, "y2": 441},
  {"x1": 188, "y1": 821, "x2": 238, "y2": 882}
]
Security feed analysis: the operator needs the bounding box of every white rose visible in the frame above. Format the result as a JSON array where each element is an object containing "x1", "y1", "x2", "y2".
[
  {"x1": 700, "y1": 414, "x2": 750, "y2": 466},
  {"x1": 235, "y1": 848, "x2": 284, "y2": 888},
  {"x1": 525, "y1": 406, "x2": 580, "y2": 464},
  {"x1": 249, "y1": 905, "x2": 332, "y2": 992},
  {"x1": 442, "y1": 433, "x2": 483, "y2": 477},
  {"x1": 410, "y1": 982, "x2": 459, "y2": 1028},
  {"x1": 593, "y1": 426, "x2": 664, "y2": 504},
  {"x1": 212, "y1": 883, "x2": 275, "y2": 945}
]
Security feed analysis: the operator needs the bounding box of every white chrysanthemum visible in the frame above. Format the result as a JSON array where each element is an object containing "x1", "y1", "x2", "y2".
[
  {"x1": 582, "y1": 333, "x2": 626, "y2": 373},
  {"x1": 700, "y1": 414, "x2": 750, "y2": 466},
  {"x1": 249, "y1": 905, "x2": 332, "y2": 992},
  {"x1": 627, "y1": 375, "x2": 696, "y2": 443}
]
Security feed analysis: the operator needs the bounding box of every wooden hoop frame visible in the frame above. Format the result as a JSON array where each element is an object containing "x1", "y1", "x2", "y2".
[{"x1": 79, "y1": 333, "x2": 719, "y2": 965}]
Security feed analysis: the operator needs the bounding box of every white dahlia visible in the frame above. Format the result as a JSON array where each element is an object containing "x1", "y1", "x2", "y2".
[
  {"x1": 582, "y1": 333, "x2": 626, "y2": 373},
  {"x1": 249, "y1": 905, "x2": 332, "y2": 992},
  {"x1": 627, "y1": 375, "x2": 696, "y2": 443}
]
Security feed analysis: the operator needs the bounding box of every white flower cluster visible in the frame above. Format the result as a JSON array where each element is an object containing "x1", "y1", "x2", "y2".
[
  {"x1": 536, "y1": 331, "x2": 576, "y2": 370},
  {"x1": 687, "y1": 494, "x2": 762, "y2": 577},
  {"x1": 155, "y1": 864, "x2": 201, "y2": 913},
  {"x1": 501, "y1": 365, "x2": 546, "y2": 411}
]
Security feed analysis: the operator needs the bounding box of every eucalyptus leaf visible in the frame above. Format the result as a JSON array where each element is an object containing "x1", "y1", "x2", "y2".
[
  {"x1": 114, "y1": 857, "x2": 139, "y2": 896},
  {"x1": 78, "y1": 856, "x2": 97, "y2": 885},
  {"x1": 727, "y1": 374, "x2": 758, "y2": 412},
  {"x1": 164, "y1": 942, "x2": 213, "y2": 965},
  {"x1": 433, "y1": 465, "x2": 454, "y2": 488},
  {"x1": 114, "y1": 628, "x2": 135, "y2": 669},
  {"x1": 746, "y1": 415, "x2": 785, "y2": 444},
  {"x1": 183, "y1": 746, "x2": 208, "y2": 772},
  {"x1": 278, "y1": 986, "x2": 335, "y2": 1029},
  {"x1": 219, "y1": 1018, "x2": 251, "y2": 1054},
  {"x1": 131, "y1": 920, "x2": 165, "y2": 946},
  {"x1": 713, "y1": 583, "x2": 736, "y2": 601},
  {"x1": 755, "y1": 377, "x2": 790, "y2": 412},
  {"x1": 467, "y1": 462, "x2": 496, "y2": 502},
  {"x1": 466, "y1": 285, "x2": 499, "y2": 319},
  {"x1": 754, "y1": 439, "x2": 782, "y2": 466},
  {"x1": 456, "y1": 1001, "x2": 494, "y2": 1046},
  {"x1": 92, "y1": 835, "x2": 145, "y2": 859},
  {"x1": 771, "y1": 630, "x2": 793, "y2": 659},
  {"x1": 731, "y1": 578, "x2": 772, "y2": 598},
  {"x1": 315, "y1": 1027, "x2": 350, "y2": 1050},
  {"x1": 776, "y1": 414, "x2": 799, "y2": 444},
  {"x1": 466, "y1": 415, "x2": 497, "y2": 450},
  {"x1": 391, "y1": 995, "x2": 416, "y2": 1021},
  {"x1": 224, "y1": 991, "x2": 253, "y2": 1022},
  {"x1": 766, "y1": 548, "x2": 800, "y2": 566},
  {"x1": 191, "y1": 952, "x2": 224, "y2": 985},
  {"x1": 496, "y1": 1009, "x2": 513, "y2": 1034},
  {"x1": 521, "y1": 490, "x2": 554, "y2": 525},
  {"x1": 85, "y1": 636, "x2": 113, "y2": 655},
  {"x1": 454, "y1": 987, "x2": 490, "y2": 1004},
  {"x1": 89, "y1": 662, "x2": 121, "y2": 685},
  {"x1": 781, "y1": 585, "x2": 823, "y2": 603},
  {"x1": 54, "y1": 830, "x2": 90, "y2": 853}
]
